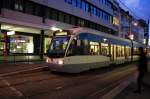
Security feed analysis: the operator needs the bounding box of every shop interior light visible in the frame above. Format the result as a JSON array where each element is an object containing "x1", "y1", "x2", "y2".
[
  {"x1": 7, "y1": 31, "x2": 15, "y2": 35},
  {"x1": 17, "y1": 45, "x2": 21, "y2": 49},
  {"x1": 103, "y1": 38, "x2": 108, "y2": 42}
]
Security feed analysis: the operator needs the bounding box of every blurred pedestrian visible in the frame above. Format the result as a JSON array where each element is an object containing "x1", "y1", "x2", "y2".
[{"x1": 134, "y1": 47, "x2": 148, "y2": 94}]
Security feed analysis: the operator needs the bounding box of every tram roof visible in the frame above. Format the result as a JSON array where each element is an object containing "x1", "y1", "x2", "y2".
[{"x1": 69, "y1": 27, "x2": 145, "y2": 47}]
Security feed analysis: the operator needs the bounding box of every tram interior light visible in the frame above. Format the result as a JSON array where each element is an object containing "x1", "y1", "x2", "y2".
[{"x1": 103, "y1": 38, "x2": 107, "y2": 42}]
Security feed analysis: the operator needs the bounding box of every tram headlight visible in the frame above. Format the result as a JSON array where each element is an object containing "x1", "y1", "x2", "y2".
[
  {"x1": 58, "y1": 60, "x2": 64, "y2": 65},
  {"x1": 46, "y1": 58, "x2": 49, "y2": 63}
]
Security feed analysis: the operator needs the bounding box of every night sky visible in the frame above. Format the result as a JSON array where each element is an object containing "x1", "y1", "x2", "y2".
[{"x1": 118, "y1": 0, "x2": 149, "y2": 20}]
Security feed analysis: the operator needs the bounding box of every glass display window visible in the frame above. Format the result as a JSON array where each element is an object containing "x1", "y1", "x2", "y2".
[
  {"x1": 10, "y1": 35, "x2": 34, "y2": 53},
  {"x1": 44, "y1": 37, "x2": 51, "y2": 53}
]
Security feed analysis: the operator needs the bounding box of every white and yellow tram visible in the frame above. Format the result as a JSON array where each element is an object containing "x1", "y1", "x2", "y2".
[{"x1": 46, "y1": 28, "x2": 144, "y2": 73}]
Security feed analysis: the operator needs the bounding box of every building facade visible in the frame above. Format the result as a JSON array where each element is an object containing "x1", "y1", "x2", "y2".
[
  {"x1": 0, "y1": 0, "x2": 149, "y2": 60},
  {"x1": 119, "y1": 8, "x2": 149, "y2": 45}
]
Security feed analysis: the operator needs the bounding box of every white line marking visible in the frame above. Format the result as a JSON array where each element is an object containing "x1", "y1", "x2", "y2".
[
  {"x1": 55, "y1": 86, "x2": 63, "y2": 90},
  {"x1": 100, "y1": 75, "x2": 135, "y2": 99},
  {"x1": 0, "y1": 66, "x2": 47, "y2": 77},
  {"x1": 0, "y1": 77, "x2": 29, "y2": 99}
]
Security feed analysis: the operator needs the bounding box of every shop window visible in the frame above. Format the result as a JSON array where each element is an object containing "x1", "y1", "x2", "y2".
[
  {"x1": 0, "y1": 34, "x2": 5, "y2": 55},
  {"x1": 10, "y1": 35, "x2": 34, "y2": 54},
  {"x1": 44, "y1": 37, "x2": 51, "y2": 53},
  {"x1": 0, "y1": 42, "x2": 5, "y2": 55}
]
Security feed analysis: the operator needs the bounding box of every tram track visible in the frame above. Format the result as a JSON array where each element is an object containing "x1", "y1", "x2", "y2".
[{"x1": 0, "y1": 63, "x2": 138, "y2": 99}]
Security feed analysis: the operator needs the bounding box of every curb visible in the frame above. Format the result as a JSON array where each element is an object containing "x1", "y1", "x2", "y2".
[{"x1": 0, "y1": 66, "x2": 48, "y2": 77}]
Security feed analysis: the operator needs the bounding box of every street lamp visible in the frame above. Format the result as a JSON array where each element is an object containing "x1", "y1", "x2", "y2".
[
  {"x1": 129, "y1": 34, "x2": 134, "y2": 62},
  {"x1": 128, "y1": 21, "x2": 137, "y2": 62}
]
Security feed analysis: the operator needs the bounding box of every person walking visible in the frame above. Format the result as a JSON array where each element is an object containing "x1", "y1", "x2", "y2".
[{"x1": 134, "y1": 47, "x2": 148, "y2": 94}]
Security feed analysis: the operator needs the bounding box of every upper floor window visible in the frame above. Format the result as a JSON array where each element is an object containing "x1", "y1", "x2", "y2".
[
  {"x1": 99, "y1": 0, "x2": 112, "y2": 9},
  {"x1": 65, "y1": 0, "x2": 72, "y2": 4},
  {"x1": 76, "y1": 0, "x2": 82, "y2": 9},
  {"x1": 25, "y1": 1, "x2": 34, "y2": 15},
  {"x1": 14, "y1": 0, "x2": 24, "y2": 11},
  {"x1": 72, "y1": 0, "x2": 77, "y2": 7}
]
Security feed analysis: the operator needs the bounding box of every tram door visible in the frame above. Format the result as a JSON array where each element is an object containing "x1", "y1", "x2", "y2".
[{"x1": 110, "y1": 44, "x2": 114, "y2": 61}]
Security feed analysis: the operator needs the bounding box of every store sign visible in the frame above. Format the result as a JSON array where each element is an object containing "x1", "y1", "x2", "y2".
[{"x1": 55, "y1": 32, "x2": 68, "y2": 36}]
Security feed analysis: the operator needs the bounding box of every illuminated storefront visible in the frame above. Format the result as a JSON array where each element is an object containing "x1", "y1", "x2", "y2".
[
  {"x1": 0, "y1": 33, "x2": 5, "y2": 55},
  {"x1": 44, "y1": 37, "x2": 51, "y2": 53},
  {"x1": 10, "y1": 35, "x2": 34, "y2": 54},
  {"x1": 0, "y1": 30, "x2": 51, "y2": 56}
]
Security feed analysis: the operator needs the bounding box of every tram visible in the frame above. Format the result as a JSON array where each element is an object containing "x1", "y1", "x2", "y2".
[{"x1": 46, "y1": 28, "x2": 144, "y2": 73}]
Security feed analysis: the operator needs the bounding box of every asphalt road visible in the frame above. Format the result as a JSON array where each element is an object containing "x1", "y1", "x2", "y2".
[{"x1": 0, "y1": 64, "x2": 137, "y2": 99}]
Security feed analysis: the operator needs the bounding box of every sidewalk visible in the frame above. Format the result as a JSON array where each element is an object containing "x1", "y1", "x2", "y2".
[
  {"x1": 113, "y1": 72, "x2": 150, "y2": 99},
  {"x1": 0, "y1": 61, "x2": 48, "y2": 76},
  {"x1": 0, "y1": 55, "x2": 46, "y2": 63}
]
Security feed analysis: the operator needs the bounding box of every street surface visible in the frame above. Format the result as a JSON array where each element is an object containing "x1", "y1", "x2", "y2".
[{"x1": 0, "y1": 63, "x2": 141, "y2": 99}]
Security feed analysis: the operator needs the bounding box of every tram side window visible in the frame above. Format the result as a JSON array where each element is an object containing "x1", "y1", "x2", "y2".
[
  {"x1": 67, "y1": 39, "x2": 77, "y2": 56},
  {"x1": 67, "y1": 39, "x2": 89, "y2": 56},
  {"x1": 116, "y1": 45, "x2": 125, "y2": 57},
  {"x1": 89, "y1": 41, "x2": 100, "y2": 55},
  {"x1": 133, "y1": 48, "x2": 138, "y2": 55},
  {"x1": 101, "y1": 43, "x2": 109, "y2": 56}
]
